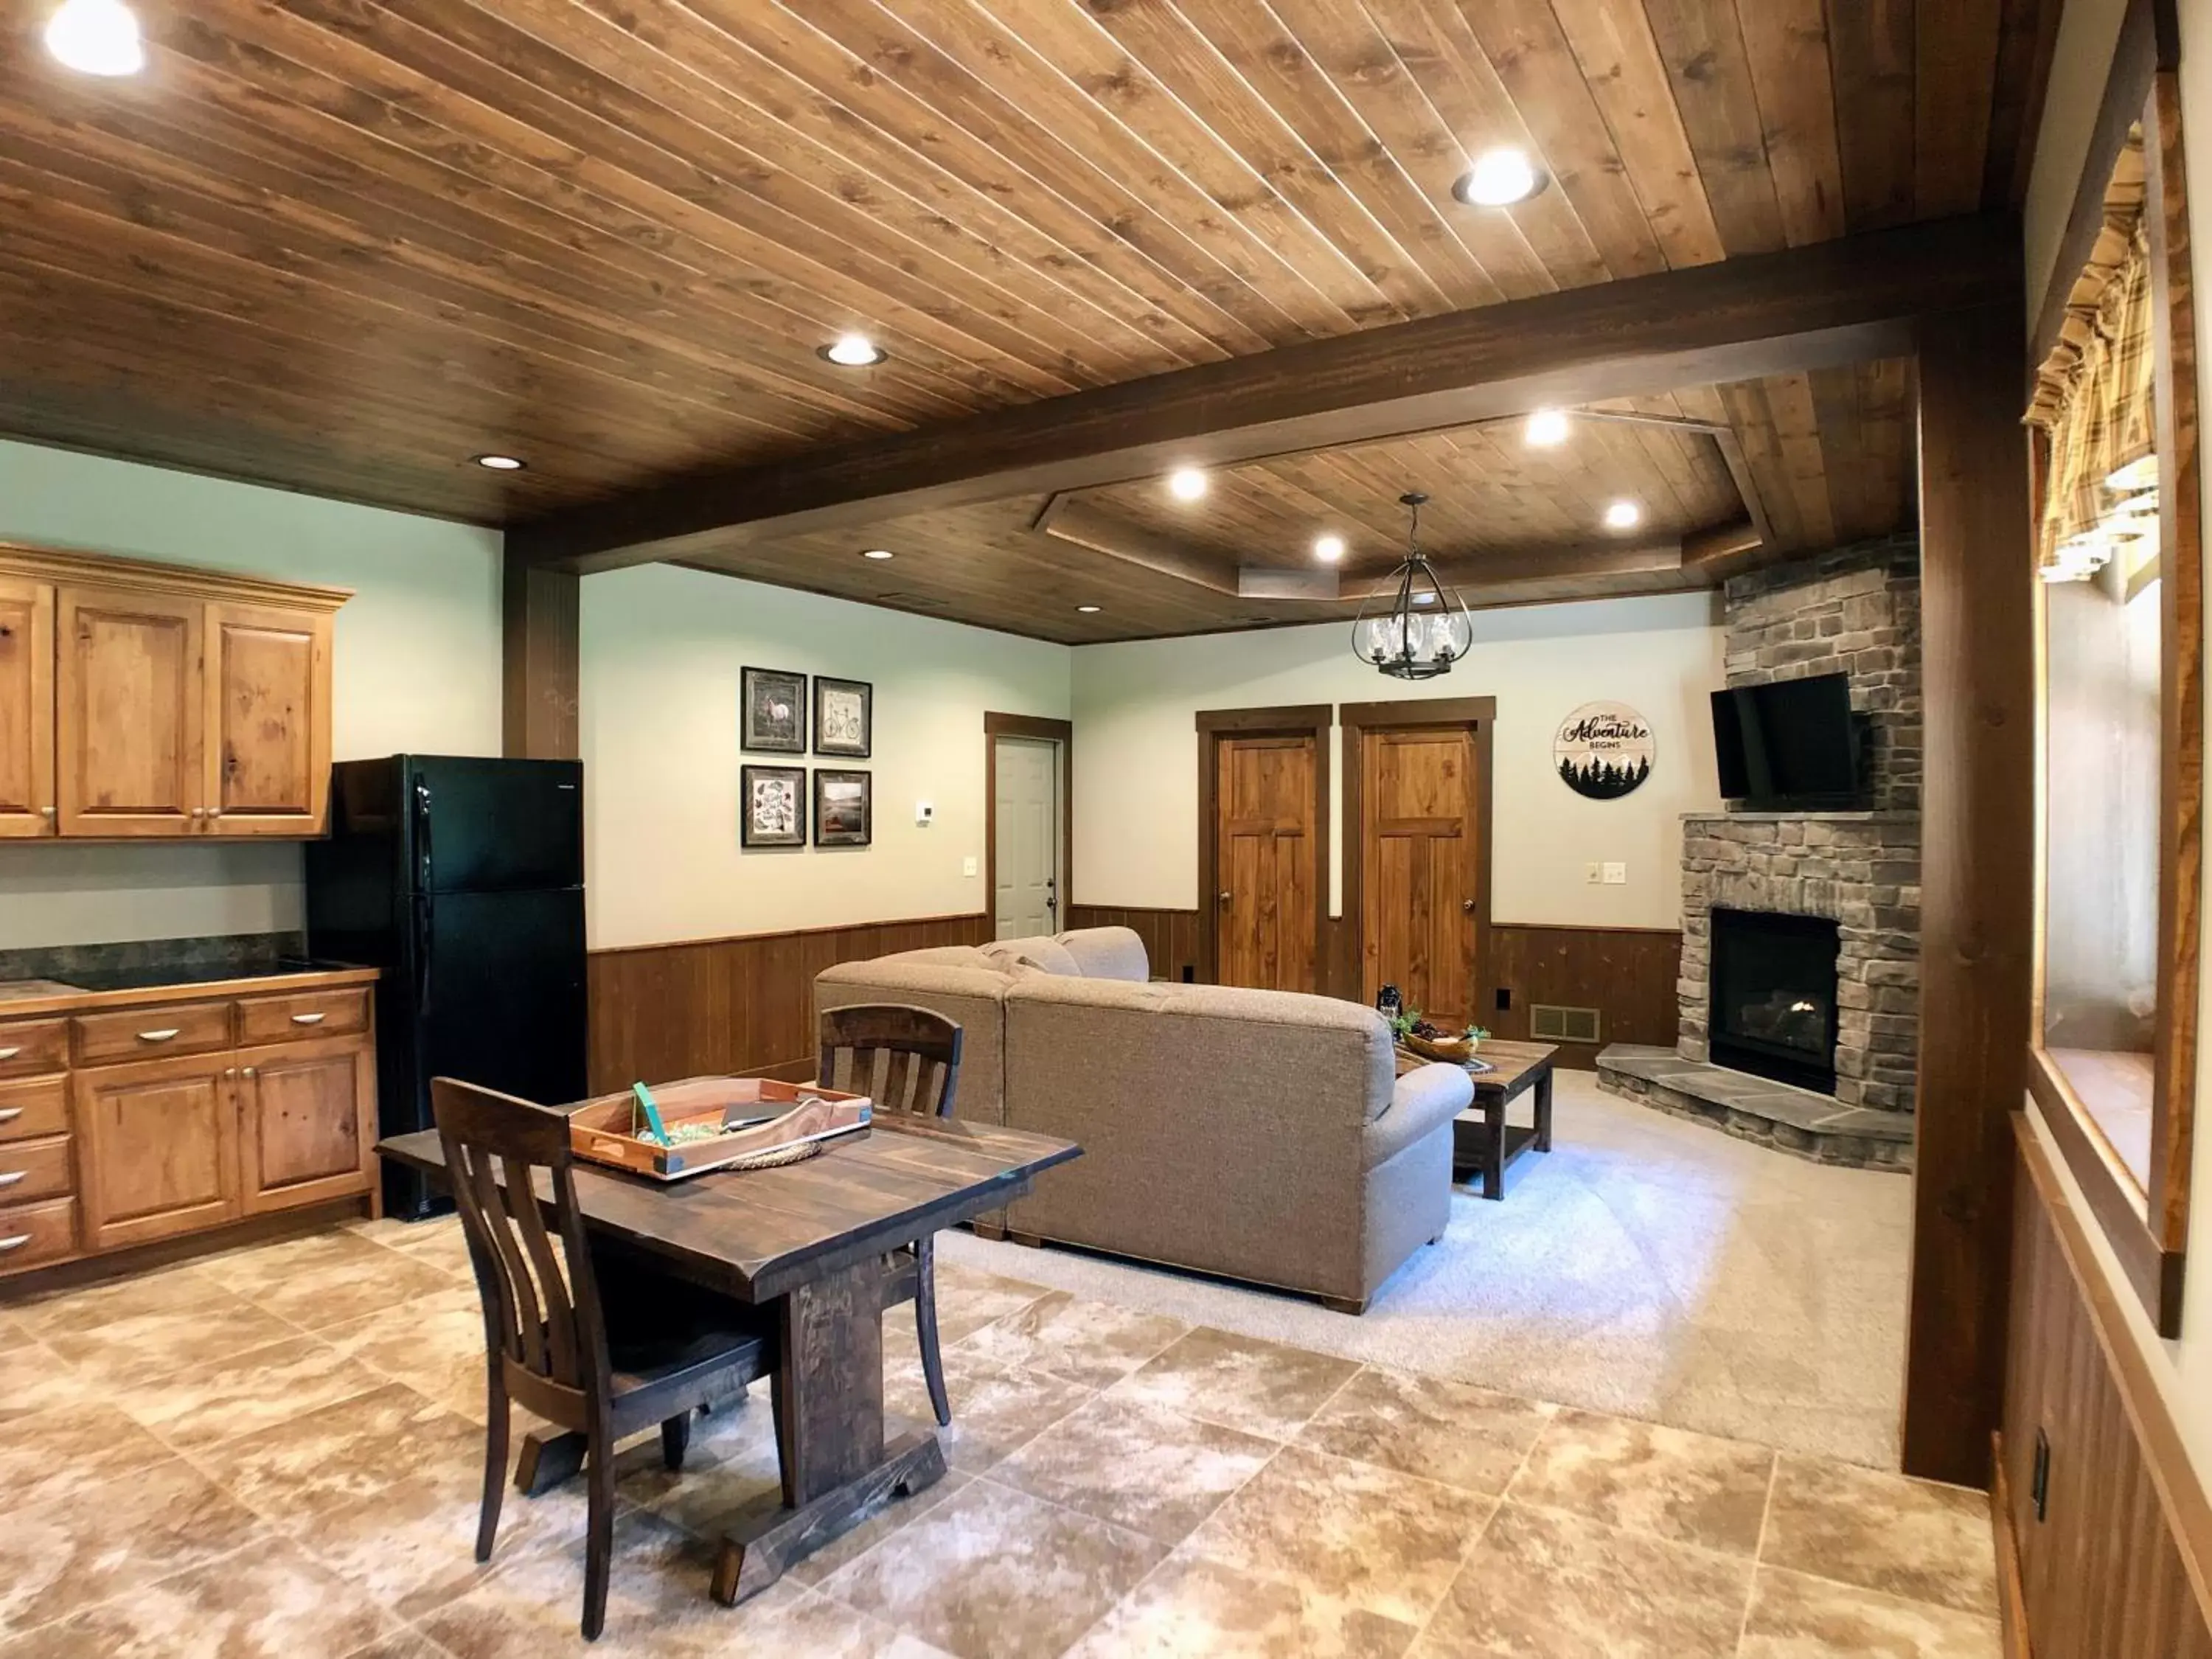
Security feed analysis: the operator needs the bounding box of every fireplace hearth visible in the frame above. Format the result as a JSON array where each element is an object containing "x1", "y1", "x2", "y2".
[{"x1": 1710, "y1": 909, "x2": 1841, "y2": 1092}]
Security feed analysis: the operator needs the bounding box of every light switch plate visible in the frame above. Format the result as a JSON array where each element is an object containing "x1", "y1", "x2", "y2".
[
  {"x1": 1585, "y1": 861, "x2": 1601, "y2": 884},
  {"x1": 962, "y1": 855, "x2": 979, "y2": 877},
  {"x1": 1603, "y1": 861, "x2": 1627, "y2": 885}
]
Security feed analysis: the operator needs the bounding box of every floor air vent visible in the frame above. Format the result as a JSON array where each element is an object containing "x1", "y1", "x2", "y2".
[{"x1": 1530, "y1": 1004, "x2": 1601, "y2": 1044}]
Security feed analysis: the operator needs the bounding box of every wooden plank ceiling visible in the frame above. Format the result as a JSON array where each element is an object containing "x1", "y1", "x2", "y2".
[{"x1": 1, "y1": 0, "x2": 2039, "y2": 636}]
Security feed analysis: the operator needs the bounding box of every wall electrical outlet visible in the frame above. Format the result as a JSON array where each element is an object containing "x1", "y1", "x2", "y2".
[
  {"x1": 1602, "y1": 861, "x2": 1627, "y2": 885},
  {"x1": 961, "y1": 855, "x2": 978, "y2": 877},
  {"x1": 1585, "y1": 861, "x2": 1602, "y2": 884}
]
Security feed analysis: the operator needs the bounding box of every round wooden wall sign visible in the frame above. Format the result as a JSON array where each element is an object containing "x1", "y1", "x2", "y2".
[{"x1": 1555, "y1": 701, "x2": 1655, "y2": 799}]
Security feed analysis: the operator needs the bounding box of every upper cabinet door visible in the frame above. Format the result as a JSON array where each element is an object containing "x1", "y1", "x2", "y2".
[
  {"x1": 55, "y1": 585, "x2": 204, "y2": 838},
  {"x1": 205, "y1": 602, "x2": 332, "y2": 836},
  {"x1": 0, "y1": 577, "x2": 55, "y2": 838}
]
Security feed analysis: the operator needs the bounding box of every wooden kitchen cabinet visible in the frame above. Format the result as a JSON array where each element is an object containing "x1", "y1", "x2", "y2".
[
  {"x1": 0, "y1": 544, "x2": 348, "y2": 841},
  {"x1": 0, "y1": 574, "x2": 54, "y2": 838},
  {"x1": 74, "y1": 1050, "x2": 243, "y2": 1252},
  {"x1": 235, "y1": 1034, "x2": 375, "y2": 1214}
]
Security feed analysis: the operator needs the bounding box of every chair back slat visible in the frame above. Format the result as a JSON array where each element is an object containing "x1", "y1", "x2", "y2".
[
  {"x1": 818, "y1": 1004, "x2": 962, "y2": 1120},
  {"x1": 433, "y1": 1077, "x2": 607, "y2": 1398}
]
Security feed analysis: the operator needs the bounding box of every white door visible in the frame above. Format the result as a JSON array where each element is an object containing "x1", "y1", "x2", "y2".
[{"x1": 995, "y1": 735, "x2": 1060, "y2": 939}]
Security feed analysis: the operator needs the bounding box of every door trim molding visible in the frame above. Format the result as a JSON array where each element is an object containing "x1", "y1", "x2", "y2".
[
  {"x1": 1339, "y1": 698, "x2": 1498, "y2": 1015},
  {"x1": 984, "y1": 712, "x2": 1073, "y2": 941},
  {"x1": 1196, "y1": 705, "x2": 1332, "y2": 987}
]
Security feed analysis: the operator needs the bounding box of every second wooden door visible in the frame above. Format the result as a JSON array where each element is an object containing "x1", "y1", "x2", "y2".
[
  {"x1": 1213, "y1": 734, "x2": 1318, "y2": 992},
  {"x1": 1359, "y1": 726, "x2": 1482, "y2": 1020}
]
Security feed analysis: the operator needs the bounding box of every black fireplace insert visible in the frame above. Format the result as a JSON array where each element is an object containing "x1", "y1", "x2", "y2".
[{"x1": 1708, "y1": 908, "x2": 1841, "y2": 1093}]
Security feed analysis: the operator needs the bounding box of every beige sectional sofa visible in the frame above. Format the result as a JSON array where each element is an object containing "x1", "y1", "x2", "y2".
[{"x1": 815, "y1": 928, "x2": 1472, "y2": 1312}]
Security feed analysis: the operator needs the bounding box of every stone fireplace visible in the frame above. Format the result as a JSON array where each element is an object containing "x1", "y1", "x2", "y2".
[{"x1": 1600, "y1": 535, "x2": 1922, "y2": 1170}]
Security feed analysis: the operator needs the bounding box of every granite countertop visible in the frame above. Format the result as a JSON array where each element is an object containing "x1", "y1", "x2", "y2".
[{"x1": 0, "y1": 961, "x2": 380, "y2": 1019}]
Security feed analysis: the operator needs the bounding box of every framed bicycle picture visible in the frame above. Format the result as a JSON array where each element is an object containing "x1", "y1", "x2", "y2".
[{"x1": 813, "y1": 675, "x2": 872, "y2": 758}]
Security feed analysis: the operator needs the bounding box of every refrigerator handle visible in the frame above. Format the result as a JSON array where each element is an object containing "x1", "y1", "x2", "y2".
[
  {"x1": 414, "y1": 776, "x2": 434, "y2": 890},
  {"x1": 414, "y1": 894, "x2": 434, "y2": 1017}
]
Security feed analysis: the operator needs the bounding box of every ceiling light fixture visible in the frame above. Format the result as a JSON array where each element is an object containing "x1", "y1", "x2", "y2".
[
  {"x1": 1352, "y1": 493, "x2": 1472, "y2": 681},
  {"x1": 861, "y1": 548, "x2": 894, "y2": 560},
  {"x1": 1604, "y1": 499, "x2": 1642, "y2": 530},
  {"x1": 1077, "y1": 604, "x2": 1102, "y2": 613},
  {"x1": 1167, "y1": 467, "x2": 1208, "y2": 501},
  {"x1": 1454, "y1": 147, "x2": 1545, "y2": 207},
  {"x1": 472, "y1": 453, "x2": 526, "y2": 472},
  {"x1": 44, "y1": 0, "x2": 143, "y2": 75},
  {"x1": 1525, "y1": 408, "x2": 1570, "y2": 447},
  {"x1": 1313, "y1": 533, "x2": 1346, "y2": 563},
  {"x1": 818, "y1": 333, "x2": 886, "y2": 367}
]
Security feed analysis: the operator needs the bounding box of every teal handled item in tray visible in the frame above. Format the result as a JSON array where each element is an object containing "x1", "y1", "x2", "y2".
[{"x1": 630, "y1": 1081, "x2": 672, "y2": 1145}]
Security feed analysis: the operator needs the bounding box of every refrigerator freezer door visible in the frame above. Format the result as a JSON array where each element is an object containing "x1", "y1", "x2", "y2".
[{"x1": 408, "y1": 757, "x2": 584, "y2": 894}]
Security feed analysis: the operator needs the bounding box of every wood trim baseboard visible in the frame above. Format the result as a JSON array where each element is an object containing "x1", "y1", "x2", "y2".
[{"x1": 589, "y1": 911, "x2": 990, "y2": 959}]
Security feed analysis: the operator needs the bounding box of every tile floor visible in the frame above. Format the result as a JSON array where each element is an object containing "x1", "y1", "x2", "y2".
[{"x1": 0, "y1": 1216, "x2": 1998, "y2": 1658}]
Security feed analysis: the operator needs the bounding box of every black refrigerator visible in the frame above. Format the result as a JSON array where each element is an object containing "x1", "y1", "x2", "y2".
[{"x1": 306, "y1": 756, "x2": 588, "y2": 1220}]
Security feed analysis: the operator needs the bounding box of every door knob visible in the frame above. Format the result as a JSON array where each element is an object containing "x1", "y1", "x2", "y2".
[
  {"x1": 1217, "y1": 891, "x2": 1232, "y2": 907},
  {"x1": 1462, "y1": 898, "x2": 1477, "y2": 914}
]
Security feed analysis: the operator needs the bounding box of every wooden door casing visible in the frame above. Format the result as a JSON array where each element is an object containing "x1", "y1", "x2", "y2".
[
  {"x1": 236, "y1": 1035, "x2": 376, "y2": 1214},
  {"x1": 55, "y1": 583, "x2": 204, "y2": 838},
  {"x1": 1359, "y1": 726, "x2": 1481, "y2": 1020},
  {"x1": 0, "y1": 576, "x2": 55, "y2": 838},
  {"x1": 1214, "y1": 734, "x2": 1319, "y2": 992},
  {"x1": 205, "y1": 602, "x2": 333, "y2": 835},
  {"x1": 74, "y1": 1051, "x2": 241, "y2": 1251}
]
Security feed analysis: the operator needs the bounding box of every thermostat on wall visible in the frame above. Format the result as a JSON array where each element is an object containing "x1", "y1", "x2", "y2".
[{"x1": 914, "y1": 800, "x2": 934, "y2": 827}]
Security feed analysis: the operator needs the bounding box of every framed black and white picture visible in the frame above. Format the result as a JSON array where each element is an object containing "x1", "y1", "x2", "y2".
[
  {"x1": 813, "y1": 769, "x2": 872, "y2": 847},
  {"x1": 1554, "y1": 701, "x2": 1655, "y2": 800},
  {"x1": 741, "y1": 667, "x2": 807, "y2": 754},
  {"x1": 740, "y1": 765, "x2": 805, "y2": 847},
  {"x1": 813, "y1": 675, "x2": 873, "y2": 758}
]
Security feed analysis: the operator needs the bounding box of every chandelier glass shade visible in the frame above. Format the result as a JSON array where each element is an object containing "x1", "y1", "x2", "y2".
[{"x1": 1352, "y1": 493, "x2": 1473, "y2": 680}]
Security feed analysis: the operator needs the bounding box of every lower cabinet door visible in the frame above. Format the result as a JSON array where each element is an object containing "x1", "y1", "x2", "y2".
[
  {"x1": 236, "y1": 1036, "x2": 375, "y2": 1214},
  {"x1": 74, "y1": 1053, "x2": 241, "y2": 1251}
]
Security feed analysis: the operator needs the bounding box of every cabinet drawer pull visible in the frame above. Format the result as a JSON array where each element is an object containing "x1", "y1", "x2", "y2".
[
  {"x1": 0, "y1": 1172, "x2": 22, "y2": 1189},
  {"x1": 0, "y1": 1048, "x2": 18, "y2": 1061},
  {"x1": 138, "y1": 1029, "x2": 181, "y2": 1043},
  {"x1": 0, "y1": 1108, "x2": 19, "y2": 1124},
  {"x1": 0, "y1": 1234, "x2": 27, "y2": 1252},
  {"x1": 290, "y1": 1012, "x2": 327, "y2": 1026}
]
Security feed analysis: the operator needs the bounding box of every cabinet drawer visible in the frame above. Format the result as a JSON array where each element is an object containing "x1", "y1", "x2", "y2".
[
  {"x1": 73, "y1": 1000, "x2": 232, "y2": 1066},
  {"x1": 0, "y1": 1197, "x2": 77, "y2": 1272},
  {"x1": 236, "y1": 988, "x2": 369, "y2": 1047},
  {"x1": 0, "y1": 1135, "x2": 72, "y2": 1205},
  {"x1": 0, "y1": 1018, "x2": 68, "y2": 1078},
  {"x1": 0, "y1": 1076, "x2": 68, "y2": 1144}
]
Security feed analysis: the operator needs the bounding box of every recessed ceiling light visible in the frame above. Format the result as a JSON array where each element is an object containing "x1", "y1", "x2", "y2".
[
  {"x1": 1076, "y1": 604, "x2": 1102, "y2": 614},
  {"x1": 1525, "y1": 408, "x2": 1570, "y2": 447},
  {"x1": 1455, "y1": 147, "x2": 1545, "y2": 208},
  {"x1": 45, "y1": 0, "x2": 143, "y2": 76},
  {"x1": 861, "y1": 548, "x2": 894, "y2": 560},
  {"x1": 1167, "y1": 467, "x2": 1208, "y2": 501},
  {"x1": 472, "y1": 453, "x2": 526, "y2": 472},
  {"x1": 1313, "y1": 533, "x2": 1346, "y2": 563},
  {"x1": 819, "y1": 333, "x2": 886, "y2": 367},
  {"x1": 1604, "y1": 499, "x2": 1643, "y2": 530}
]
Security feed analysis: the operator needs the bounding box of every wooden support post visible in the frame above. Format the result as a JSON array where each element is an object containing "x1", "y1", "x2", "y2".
[
  {"x1": 1905, "y1": 299, "x2": 2036, "y2": 1487},
  {"x1": 502, "y1": 559, "x2": 579, "y2": 760}
]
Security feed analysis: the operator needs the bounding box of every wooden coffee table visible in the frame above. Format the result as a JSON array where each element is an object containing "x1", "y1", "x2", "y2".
[{"x1": 1395, "y1": 1038, "x2": 1557, "y2": 1200}]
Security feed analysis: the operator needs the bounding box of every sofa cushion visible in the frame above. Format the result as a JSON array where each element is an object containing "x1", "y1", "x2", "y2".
[
  {"x1": 979, "y1": 936, "x2": 1083, "y2": 978},
  {"x1": 1054, "y1": 926, "x2": 1150, "y2": 983}
]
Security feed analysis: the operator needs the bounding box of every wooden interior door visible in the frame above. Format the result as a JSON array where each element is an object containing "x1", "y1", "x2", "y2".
[
  {"x1": 75, "y1": 1052, "x2": 241, "y2": 1251},
  {"x1": 205, "y1": 602, "x2": 333, "y2": 835},
  {"x1": 1213, "y1": 734, "x2": 1318, "y2": 991},
  {"x1": 236, "y1": 1036, "x2": 375, "y2": 1213},
  {"x1": 55, "y1": 583, "x2": 204, "y2": 837},
  {"x1": 0, "y1": 575, "x2": 55, "y2": 838},
  {"x1": 1360, "y1": 726, "x2": 1481, "y2": 1020}
]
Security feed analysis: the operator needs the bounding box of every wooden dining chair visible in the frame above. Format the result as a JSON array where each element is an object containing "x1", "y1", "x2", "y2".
[
  {"x1": 818, "y1": 1004, "x2": 964, "y2": 1427},
  {"x1": 431, "y1": 1077, "x2": 773, "y2": 1641}
]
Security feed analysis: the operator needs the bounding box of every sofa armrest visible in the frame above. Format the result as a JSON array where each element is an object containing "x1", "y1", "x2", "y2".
[{"x1": 1365, "y1": 1063, "x2": 1472, "y2": 1168}]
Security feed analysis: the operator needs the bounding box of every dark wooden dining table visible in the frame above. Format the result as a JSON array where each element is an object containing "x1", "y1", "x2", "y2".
[{"x1": 378, "y1": 1109, "x2": 1080, "y2": 1604}]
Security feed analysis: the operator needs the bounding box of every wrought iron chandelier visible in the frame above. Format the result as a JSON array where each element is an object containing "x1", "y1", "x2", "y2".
[{"x1": 1352, "y1": 492, "x2": 1473, "y2": 680}]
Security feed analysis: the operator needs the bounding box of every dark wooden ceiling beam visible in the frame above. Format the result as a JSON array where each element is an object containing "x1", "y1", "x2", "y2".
[{"x1": 512, "y1": 213, "x2": 2019, "y2": 573}]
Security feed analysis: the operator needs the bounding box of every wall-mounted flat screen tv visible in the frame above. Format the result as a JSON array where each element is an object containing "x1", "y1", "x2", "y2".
[{"x1": 1711, "y1": 672, "x2": 1863, "y2": 805}]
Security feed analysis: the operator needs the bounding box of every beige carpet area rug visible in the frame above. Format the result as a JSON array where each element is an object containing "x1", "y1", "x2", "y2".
[{"x1": 941, "y1": 1069, "x2": 1912, "y2": 1468}]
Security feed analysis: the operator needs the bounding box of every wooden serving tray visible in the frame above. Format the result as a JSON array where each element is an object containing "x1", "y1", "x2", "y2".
[{"x1": 568, "y1": 1077, "x2": 872, "y2": 1180}]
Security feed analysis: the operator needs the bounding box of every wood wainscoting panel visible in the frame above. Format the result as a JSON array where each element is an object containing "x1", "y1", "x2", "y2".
[
  {"x1": 2005, "y1": 1116, "x2": 2212, "y2": 1658},
  {"x1": 587, "y1": 914, "x2": 990, "y2": 1093},
  {"x1": 1065, "y1": 906, "x2": 1201, "y2": 985},
  {"x1": 1489, "y1": 924, "x2": 1683, "y2": 1068}
]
